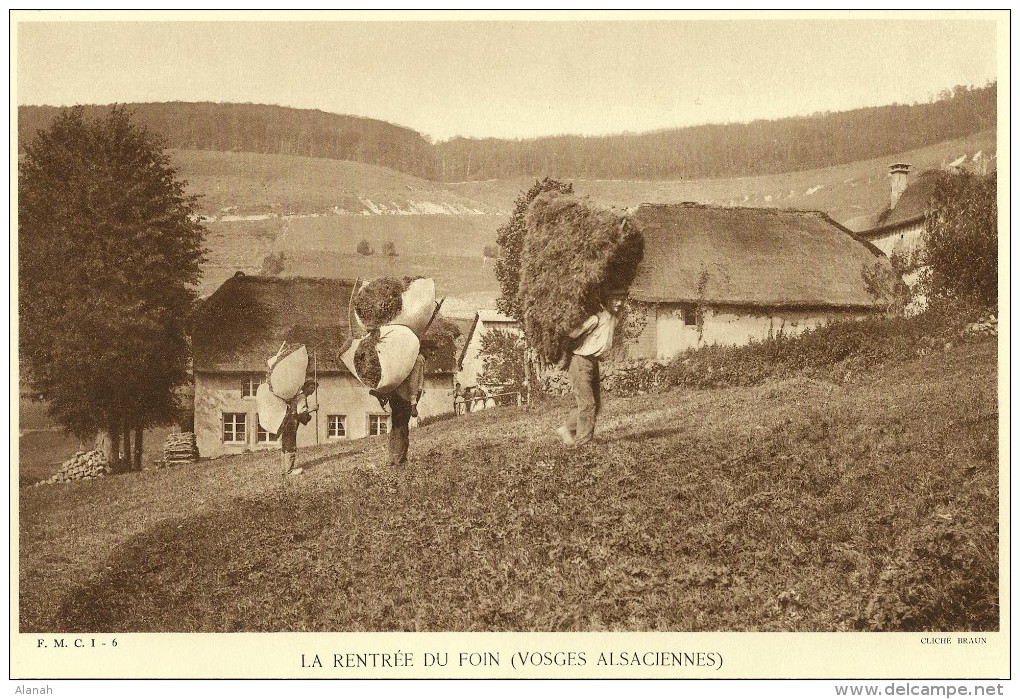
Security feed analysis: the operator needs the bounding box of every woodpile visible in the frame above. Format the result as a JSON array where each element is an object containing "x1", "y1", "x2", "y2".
[
  {"x1": 45, "y1": 450, "x2": 110, "y2": 484},
  {"x1": 962, "y1": 313, "x2": 998, "y2": 339},
  {"x1": 162, "y1": 432, "x2": 199, "y2": 467}
]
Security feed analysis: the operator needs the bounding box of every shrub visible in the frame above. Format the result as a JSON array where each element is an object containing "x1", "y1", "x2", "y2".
[
  {"x1": 356, "y1": 239, "x2": 375, "y2": 256},
  {"x1": 919, "y1": 170, "x2": 997, "y2": 309},
  {"x1": 259, "y1": 250, "x2": 285, "y2": 276},
  {"x1": 543, "y1": 303, "x2": 984, "y2": 398},
  {"x1": 478, "y1": 330, "x2": 527, "y2": 393},
  {"x1": 383, "y1": 241, "x2": 398, "y2": 257}
]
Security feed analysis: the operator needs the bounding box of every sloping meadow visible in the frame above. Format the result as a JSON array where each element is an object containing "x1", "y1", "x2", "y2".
[{"x1": 37, "y1": 341, "x2": 998, "y2": 633}]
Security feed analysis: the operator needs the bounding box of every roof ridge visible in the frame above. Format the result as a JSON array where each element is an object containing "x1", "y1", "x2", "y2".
[{"x1": 633, "y1": 202, "x2": 833, "y2": 217}]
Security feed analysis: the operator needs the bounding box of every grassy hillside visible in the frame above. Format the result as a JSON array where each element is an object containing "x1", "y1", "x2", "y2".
[
  {"x1": 20, "y1": 339, "x2": 997, "y2": 632},
  {"x1": 447, "y1": 130, "x2": 997, "y2": 223},
  {"x1": 182, "y1": 131, "x2": 995, "y2": 299}
]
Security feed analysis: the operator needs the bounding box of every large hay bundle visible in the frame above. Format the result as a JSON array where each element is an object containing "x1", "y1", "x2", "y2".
[{"x1": 520, "y1": 193, "x2": 644, "y2": 362}]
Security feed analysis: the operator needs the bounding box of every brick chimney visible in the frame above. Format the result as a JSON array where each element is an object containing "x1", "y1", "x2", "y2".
[{"x1": 889, "y1": 163, "x2": 912, "y2": 209}]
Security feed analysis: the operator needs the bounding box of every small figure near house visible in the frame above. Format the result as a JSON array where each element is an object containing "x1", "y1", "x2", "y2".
[
  {"x1": 280, "y1": 380, "x2": 317, "y2": 477},
  {"x1": 556, "y1": 287, "x2": 627, "y2": 447},
  {"x1": 471, "y1": 386, "x2": 487, "y2": 412},
  {"x1": 453, "y1": 382, "x2": 466, "y2": 415}
]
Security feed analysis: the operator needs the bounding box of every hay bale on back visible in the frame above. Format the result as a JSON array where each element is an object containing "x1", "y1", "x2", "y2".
[
  {"x1": 353, "y1": 330, "x2": 383, "y2": 388},
  {"x1": 520, "y1": 192, "x2": 644, "y2": 362},
  {"x1": 354, "y1": 277, "x2": 408, "y2": 329}
]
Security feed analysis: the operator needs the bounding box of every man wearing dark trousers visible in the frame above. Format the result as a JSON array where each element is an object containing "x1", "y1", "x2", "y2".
[
  {"x1": 388, "y1": 354, "x2": 425, "y2": 466},
  {"x1": 557, "y1": 288, "x2": 627, "y2": 447}
]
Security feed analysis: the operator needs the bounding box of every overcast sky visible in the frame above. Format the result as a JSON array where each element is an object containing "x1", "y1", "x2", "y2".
[{"x1": 15, "y1": 15, "x2": 1000, "y2": 142}]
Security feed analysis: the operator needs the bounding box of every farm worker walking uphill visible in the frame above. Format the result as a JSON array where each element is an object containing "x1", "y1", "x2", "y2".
[
  {"x1": 387, "y1": 353, "x2": 426, "y2": 467},
  {"x1": 256, "y1": 342, "x2": 317, "y2": 479},
  {"x1": 279, "y1": 380, "x2": 317, "y2": 477},
  {"x1": 556, "y1": 287, "x2": 628, "y2": 447},
  {"x1": 341, "y1": 276, "x2": 442, "y2": 468}
]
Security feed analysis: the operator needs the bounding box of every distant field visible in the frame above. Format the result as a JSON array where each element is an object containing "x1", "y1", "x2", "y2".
[
  {"x1": 447, "y1": 131, "x2": 997, "y2": 223},
  {"x1": 184, "y1": 130, "x2": 995, "y2": 298},
  {"x1": 274, "y1": 212, "x2": 505, "y2": 258},
  {"x1": 278, "y1": 250, "x2": 500, "y2": 315},
  {"x1": 199, "y1": 215, "x2": 504, "y2": 298},
  {"x1": 171, "y1": 149, "x2": 506, "y2": 217}
]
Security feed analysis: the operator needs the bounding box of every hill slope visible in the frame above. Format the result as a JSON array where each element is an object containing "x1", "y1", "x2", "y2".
[
  {"x1": 181, "y1": 130, "x2": 995, "y2": 302},
  {"x1": 21, "y1": 340, "x2": 997, "y2": 632}
]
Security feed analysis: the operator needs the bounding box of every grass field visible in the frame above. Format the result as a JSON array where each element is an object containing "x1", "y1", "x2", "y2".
[{"x1": 19, "y1": 339, "x2": 998, "y2": 632}]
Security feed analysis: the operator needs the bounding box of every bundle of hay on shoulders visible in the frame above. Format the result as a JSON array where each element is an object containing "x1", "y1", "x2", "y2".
[
  {"x1": 343, "y1": 276, "x2": 439, "y2": 392},
  {"x1": 521, "y1": 192, "x2": 644, "y2": 363}
]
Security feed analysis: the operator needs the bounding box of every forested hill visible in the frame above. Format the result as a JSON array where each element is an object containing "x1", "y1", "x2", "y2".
[
  {"x1": 19, "y1": 83, "x2": 995, "y2": 182},
  {"x1": 17, "y1": 102, "x2": 437, "y2": 179}
]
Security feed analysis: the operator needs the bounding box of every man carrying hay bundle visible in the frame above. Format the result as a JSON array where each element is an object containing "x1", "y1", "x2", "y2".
[
  {"x1": 341, "y1": 276, "x2": 439, "y2": 468},
  {"x1": 519, "y1": 191, "x2": 644, "y2": 448},
  {"x1": 279, "y1": 380, "x2": 317, "y2": 477},
  {"x1": 557, "y1": 287, "x2": 628, "y2": 447},
  {"x1": 256, "y1": 343, "x2": 316, "y2": 478}
]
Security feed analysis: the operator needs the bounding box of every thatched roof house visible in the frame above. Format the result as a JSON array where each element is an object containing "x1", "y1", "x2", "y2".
[
  {"x1": 192, "y1": 273, "x2": 458, "y2": 458},
  {"x1": 619, "y1": 203, "x2": 901, "y2": 359},
  {"x1": 627, "y1": 203, "x2": 891, "y2": 309}
]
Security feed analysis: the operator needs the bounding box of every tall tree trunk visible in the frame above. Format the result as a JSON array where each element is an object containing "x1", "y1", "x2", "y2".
[
  {"x1": 94, "y1": 430, "x2": 111, "y2": 462},
  {"x1": 133, "y1": 426, "x2": 143, "y2": 472},
  {"x1": 121, "y1": 422, "x2": 132, "y2": 472},
  {"x1": 106, "y1": 427, "x2": 120, "y2": 471}
]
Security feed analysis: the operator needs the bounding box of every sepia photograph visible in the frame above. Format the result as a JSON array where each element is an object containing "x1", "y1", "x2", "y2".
[{"x1": 10, "y1": 10, "x2": 1008, "y2": 687}]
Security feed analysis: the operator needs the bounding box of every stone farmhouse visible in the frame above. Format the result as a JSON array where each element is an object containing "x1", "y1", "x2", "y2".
[{"x1": 192, "y1": 273, "x2": 458, "y2": 459}]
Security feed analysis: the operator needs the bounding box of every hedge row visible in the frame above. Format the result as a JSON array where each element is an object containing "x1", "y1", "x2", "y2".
[{"x1": 543, "y1": 302, "x2": 990, "y2": 397}]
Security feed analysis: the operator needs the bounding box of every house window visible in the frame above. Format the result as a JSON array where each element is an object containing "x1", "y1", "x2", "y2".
[
  {"x1": 368, "y1": 414, "x2": 390, "y2": 436},
  {"x1": 327, "y1": 415, "x2": 347, "y2": 439},
  {"x1": 222, "y1": 413, "x2": 247, "y2": 443},
  {"x1": 241, "y1": 376, "x2": 261, "y2": 398},
  {"x1": 256, "y1": 416, "x2": 280, "y2": 444},
  {"x1": 681, "y1": 304, "x2": 698, "y2": 327}
]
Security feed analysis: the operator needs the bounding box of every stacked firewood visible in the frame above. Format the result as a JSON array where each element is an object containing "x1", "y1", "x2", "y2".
[
  {"x1": 962, "y1": 313, "x2": 998, "y2": 340},
  {"x1": 46, "y1": 450, "x2": 110, "y2": 483},
  {"x1": 162, "y1": 432, "x2": 199, "y2": 467}
]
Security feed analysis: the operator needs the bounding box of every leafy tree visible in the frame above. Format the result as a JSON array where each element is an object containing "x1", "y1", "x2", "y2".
[
  {"x1": 482, "y1": 244, "x2": 498, "y2": 259},
  {"x1": 382, "y1": 240, "x2": 398, "y2": 257},
  {"x1": 19, "y1": 106, "x2": 206, "y2": 470},
  {"x1": 919, "y1": 170, "x2": 997, "y2": 308},
  {"x1": 494, "y1": 177, "x2": 573, "y2": 320},
  {"x1": 357, "y1": 239, "x2": 375, "y2": 256},
  {"x1": 477, "y1": 329, "x2": 527, "y2": 394}
]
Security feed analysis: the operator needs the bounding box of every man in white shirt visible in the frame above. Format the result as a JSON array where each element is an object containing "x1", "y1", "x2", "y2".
[{"x1": 556, "y1": 288, "x2": 627, "y2": 447}]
